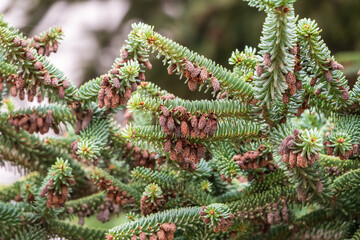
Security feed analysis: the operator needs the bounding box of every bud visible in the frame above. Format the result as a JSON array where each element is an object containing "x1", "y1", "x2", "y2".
[
  {"x1": 286, "y1": 72, "x2": 296, "y2": 85},
  {"x1": 198, "y1": 115, "x2": 206, "y2": 130},
  {"x1": 184, "y1": 60, "x2": 194, "y2": 72},
  {"x1": 144, "y1": 60, "x2": 152, "y2": 70},
  {"x1": 167, "y1": 117, "x2": 175, "y2": 131},
  {"x1": 163, "y1": 139, "x2": 171, "y2": 153},
  {"x1": 34, "y1": 61, "x2": 43, "y2": 71},
  {"x1": 113, "y1": 77, "x2": 120, "y2": 88},
  {"x1": 211, "y1": 75, "x2": 220, "y2": 92},
  {"x1": 281, "y1": 153, "x2": 289, "y2": 164},
  {"x1": 267, "y1": 211, "x2": 274, "y2": 224},
  {"x1": 21, "y1": 39, "x2": 28, "y2": 48},
  {"x1": 167, "y1": 63, "x2": 177, "y2": 75},
  {"x1": 341, "y1": 89, "x2": 349, "y2": 101},
  {"x1": 282, "y1": 93, "x2": 289, "y2": 104},
  {"x1": 330, "y1": 59, "x2": 344, "y2": 70},
  {"x1": 53, "y1": 41, "x2": 59, "y2": 53},
  {"x1": 160, "y1": 106, "x2": 169, "y2": 117},
  {"x1": 199, "y1": 67, "x2": 208, "y2": 82},
  {"x1": 38, "y1": 47, "x2": 45, "y2": 55},
  {"x1": 190, "y1": 115, "x2": 198, "y2": 128},
  {"x1": 263, "y1": 53, "x2": 271, "y2": 66},
  {"x1": 187, "y1": 80, "x2": 196, "y2": 91},
  {"x1": 289, "y1": 151, "x2": 297, "y2": 168},
  {"x1": 121, "y1": 49, "x2": 128, "y2": 59},
  {"x1": 175, "y1": 139, "x2": 182, "y2": 154},
  {"x1": 189, "y1": 149, "x2": 197, "y2": 162},
  {"x1": 10, "y1": 85, "x2": 18, "y2": 97},
  {"x1": 51, "y1": 77, "x2": 59, "y2": 87},
  {"x1": 324, "y1": 70, "x2": 332, "y2": 82},
  {"x1": 159, "y1": 115, "x2": 167, "y2": 126},
  {"x1": 62, "y1": 79, "x2": 70, "y2": 89},
  {"x1": 157, "y1": 230, "x2": 166, "y2": 240},
  {"x1": 58, "y1": 86, "x2": 65, "y2": 99},
  {"x1": 289, "y1": 85, "x2": 296, "y2": 95},
  {"x1": 197, "y1": 145, "x2": 205, "y2": 159},
  {"x1": 137, "y1": 72, "x2": 146, "y2": 82},
  {"x1": 255, "y1": 65, "x2": 263, "y2": 77},
  {"x1": 183, "y1": 146, "x2": 191, "y2": 158},
  {"x1": 13, "y1": 37, "x2": 21, "y2": 46},
  {"x1": 310, "y1": 77, "x2": 317, "y2": 87},
  {"x1": 274, "y1": 208, "x2": 281, "y2": 224},
  {"x1": 170, "y1": 149, "x2": 177, "y2": 161},
  {"x1": 296, "y1": 154, "x2": 307, "y2": 168},
  {"x1": 19, "y1": 89, "x2": 25, "y2": 100},
  {"x1": 180, "y1": 120, "x2": 189, "y2": 136},
  {"x1": 25, "y1": 50, "x2": 34, "y2": 60},
  {"x1": 139, "y1": 232, "x2": 146, "y2": 240}
]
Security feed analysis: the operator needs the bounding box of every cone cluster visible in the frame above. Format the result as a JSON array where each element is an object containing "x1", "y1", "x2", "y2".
[
  {"x1": 140, "y1": 195, "x2": 162, "y2": 216},
  {"x1": 98, "y1": 49, "x2": 150, "y2": 109},
  {"x1": 29, "y1": 30, "x2": 61, "y2": 56},
  {"x1": 285, "y1": 45, "x2": 303, "y2": 99},
  {"x1": 140, "y1": 190, "x2": 175, "y2": 216},
  {"x1": 159, "y1": 105, "x2": 218, "y2": 138},
  {"x1": 67, "y1": 203, "x2": 92, "y2": 226},
  {"x1": 124, "y1": 142, "x2": 157, "y2": 169},
  {"x1": 67, "y1": 199, "x2": 120, "y2": 225},
  {"x1": 181, "y1": 57, "x2": 220, "y2": 92},
  {"x1": 97, "y1": 199, "x2": 120, "y2": 223},
  {"x1": 129, "y1": 222, "x2": 177, "y2": 240},
  {"x1": 98, "y1": 73, "x2": 135, "y2": 109},
  {"x1": 265, "y1": 202, "x2": 288, "y2": 225},
  {"x1": 237, "y1": 199, "x2": 288, "y2": 234},
  {"x1": 324, "y1": 139, "x2": 360, "y2": 160},
  {"x1": 231, "y1": 145, "x2": 276, "y2": 182},
  {"x1": 160, "y1": 94, "x2": 175, "y2": 101},
  {"x1": 200, "y1": 206, "x2": 234, "y2": 233},
  {"x1": 8, "y1": 110, "x2": 59, "y2": 134},
  {"x1": 70, "y1": 102, "x2": 93, "y2": 134},
  {"x1": 279, "y1": 130, "x2": 319, "y2": 168},
  {"x1": 314, "y1": 59, "x2": 349, "y2": 101},
  {"x1": 159, "y1": 105, "x2": 216, "y2": 171},
  {"x1": 12, "y1": 37, "x2": 70, "y2": 100},
  {"x1": 163, "y1": 137, "x2": 205, "y2": 171},
  {"x1": 323, "y1": 59, "x2": 344, "y2": 82},
  {"x1": 14, "y1": 192, "x2": 35, "y2": 203},
  {"x1": 40, "y1": 178, "x2": 76, "y2": 209},
  {"x1": 93, "y1": 177, "x2": 134, "y2": 206}
]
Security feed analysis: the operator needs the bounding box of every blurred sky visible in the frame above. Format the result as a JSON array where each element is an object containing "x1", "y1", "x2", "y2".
[{"x1": 0, "y1": 0, "x2": 130, "y2": 87}]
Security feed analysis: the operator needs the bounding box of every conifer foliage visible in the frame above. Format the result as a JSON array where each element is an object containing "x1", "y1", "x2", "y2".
[{"x1": 1, "y1": 0, "x2": 360, "y2": 239}]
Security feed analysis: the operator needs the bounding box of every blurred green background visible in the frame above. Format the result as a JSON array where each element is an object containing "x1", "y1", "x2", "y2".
[{"x1": 2, "y1": 0, "x2": 359, "y2": 100}]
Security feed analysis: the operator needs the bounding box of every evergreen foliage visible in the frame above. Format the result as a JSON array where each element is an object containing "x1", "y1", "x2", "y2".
[{"x1": 0, "y1": 0, "x2": 359, "y2": 239}]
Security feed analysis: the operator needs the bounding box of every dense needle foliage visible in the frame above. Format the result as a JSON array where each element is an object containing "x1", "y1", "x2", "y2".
[{"x1": 1, "y1": 0, "x2": 360, "y2": 239}]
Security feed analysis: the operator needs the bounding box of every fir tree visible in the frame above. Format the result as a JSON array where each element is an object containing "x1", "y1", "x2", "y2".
[{"x1": 0, "y1": 0, "x2": 360, "y2": 239}]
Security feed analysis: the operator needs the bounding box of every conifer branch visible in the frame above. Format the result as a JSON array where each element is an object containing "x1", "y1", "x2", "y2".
[
  {"x1": 0, "y1": 1, "x2": 358, "y2": 238},
  {"x1": 254, "y1": 3, "x2": 297, "y2": 108},
  {"x1": 47, "y1": 219, "x2": 107, "y2": 240},
  {"x1": 107, "y1": 206, "x2": 202, "y2": 239}
]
